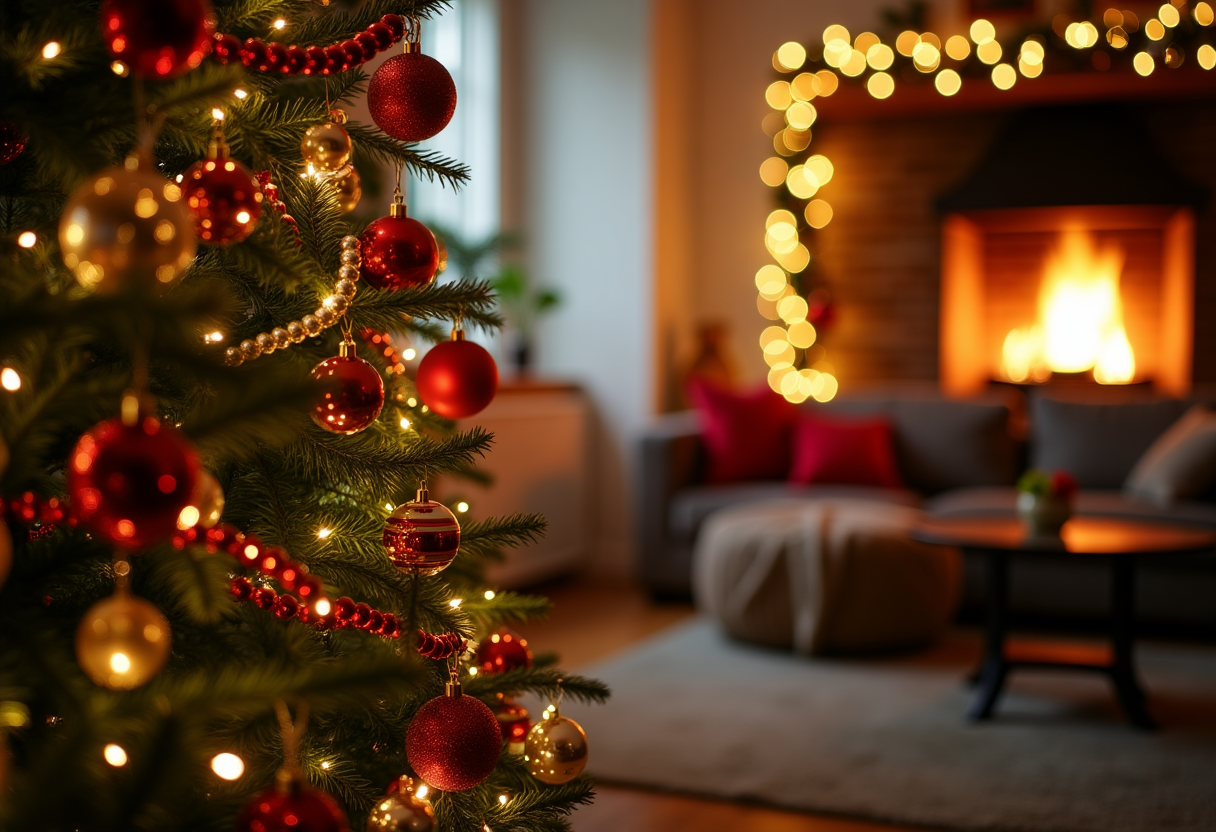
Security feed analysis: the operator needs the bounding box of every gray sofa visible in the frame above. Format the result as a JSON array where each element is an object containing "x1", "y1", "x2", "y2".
[{"x1": 637, "y1": 386, "x2": 1216, "y2": 631}]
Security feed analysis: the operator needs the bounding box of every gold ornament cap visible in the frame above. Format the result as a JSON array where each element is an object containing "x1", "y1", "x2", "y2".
[{"x1": 389, "y1": 199, "x2": 408, "y2": 219}]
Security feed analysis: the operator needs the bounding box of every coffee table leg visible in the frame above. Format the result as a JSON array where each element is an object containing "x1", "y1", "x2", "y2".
[
  {"x1": 969, "y1": 549, "x2": 1009, "y2": 721},
  {"x1": 1109, "y1": 553, "x2": 1156, "y2": 730}
]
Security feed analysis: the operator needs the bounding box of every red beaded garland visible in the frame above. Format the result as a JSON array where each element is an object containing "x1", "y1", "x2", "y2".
[
  {"x1": 367, "y1": 51, "x2": 457, "y2": 143},
  {"x1": 406, "y1": 691, "x2": 502, "y2": 791},
  {"x1": 100, "y1": 0, "x2": 215, "y2": 79},
  {"x1": 212, "y1": 13, "x2": 405, "y2": 76},
  {"x1": 182, "y1": 156, "x2": 263, "y2": 244},
  {"x1": 68, "y1": 415, "x2": 199, "y2": 550}
]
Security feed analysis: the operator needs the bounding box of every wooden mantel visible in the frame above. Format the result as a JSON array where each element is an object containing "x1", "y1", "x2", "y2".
[{"x1": 817, "y1": 67, "x2": 1216, "y2": 122}]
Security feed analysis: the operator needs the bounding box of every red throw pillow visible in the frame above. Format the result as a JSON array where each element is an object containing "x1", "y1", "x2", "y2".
[
  {"x1": 687, "y1": 380, "x2": 797, "y2": 484},
  {"x1": 788, "y1": 414, "x2": 904, "y2": 488}
]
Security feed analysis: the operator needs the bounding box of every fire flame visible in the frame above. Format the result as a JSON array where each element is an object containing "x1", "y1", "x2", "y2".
[{"x1": 1000, "y1": 229, "x2": 1135, "y2": 385}]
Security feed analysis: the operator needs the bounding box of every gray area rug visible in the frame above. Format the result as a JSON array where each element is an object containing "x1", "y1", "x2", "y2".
[{"x1": 578, "y1": 619, "x2": 1216, "y2": 832}]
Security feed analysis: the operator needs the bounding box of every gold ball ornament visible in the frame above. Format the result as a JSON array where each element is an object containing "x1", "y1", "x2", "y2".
[
  {"x1": 76, "y1": 590, "x2": 171, "y2": 690},
  {"x1": 366, "y1": 775, "x2": 434, "y2": 832},
  {"x1": 59, "y1": 157, "x2": 196, "y2": 293},
  {"x1": 301, "y1": 110, "x2": 352, "y2": 173},
  {"x1": 524, "y1": 707, "x2": 588, "y2": 785}
]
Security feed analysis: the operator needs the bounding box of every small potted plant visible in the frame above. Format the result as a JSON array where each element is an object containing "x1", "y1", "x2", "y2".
[{"x1": 1016, "y1": 469, "x2": 1078, "y2": 535}]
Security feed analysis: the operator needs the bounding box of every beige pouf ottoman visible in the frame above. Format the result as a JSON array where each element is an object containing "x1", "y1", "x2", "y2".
[{"x1": 693, "y1": 499, "x2": 961, "y2": 655}]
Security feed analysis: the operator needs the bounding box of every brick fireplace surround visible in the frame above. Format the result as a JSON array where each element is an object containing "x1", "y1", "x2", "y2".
[{"x1": 808, "y1": 73, "x2": 1216, "y2": 390}]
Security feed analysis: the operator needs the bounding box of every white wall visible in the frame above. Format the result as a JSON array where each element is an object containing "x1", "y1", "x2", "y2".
[{"x1": 513, "y1": 0, "x2": 654, "y2": 579}]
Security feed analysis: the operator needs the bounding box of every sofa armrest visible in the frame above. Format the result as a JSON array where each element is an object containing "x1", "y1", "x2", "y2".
[{"x1": 636, "y1": 411, "x2": 706, "y2": 593}]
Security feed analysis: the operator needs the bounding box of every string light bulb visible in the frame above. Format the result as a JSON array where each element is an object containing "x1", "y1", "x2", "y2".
[
  {"x1": 17, "y1": 231, "x2": 36, "y2": 248},
  {"x1": 1, "y1": 368, "x2": 21, "y2": 391},
  {"x1": 211, "y1": 752, "x2": 245, "y2": 780},
  {"x1": 103, "y1": 744, "x2": 128, "y2": 767},
  {"x1": 42, "y1": 42, "x2": 61, "y2": 59}
]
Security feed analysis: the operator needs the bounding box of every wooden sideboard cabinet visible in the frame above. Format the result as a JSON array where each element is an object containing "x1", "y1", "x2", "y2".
[{"x1": 442, "y1": 381, "x2": 591, "y2": 588}]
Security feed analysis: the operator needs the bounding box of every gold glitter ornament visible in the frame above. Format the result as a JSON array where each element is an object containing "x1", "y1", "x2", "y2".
[
  {"x1": 301, "y1": 109, "x2": 352, "y2": 173},
  {"x1": 524, "y1": 703, "x2": 588, "y2": 785}
]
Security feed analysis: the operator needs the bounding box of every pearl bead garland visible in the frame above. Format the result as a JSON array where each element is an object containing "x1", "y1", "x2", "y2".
[{"x1": 223, "y1": 236, "x2": 361, "y2": 366}]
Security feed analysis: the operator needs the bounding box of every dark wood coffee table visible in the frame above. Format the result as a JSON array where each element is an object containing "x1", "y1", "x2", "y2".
[{"x1": 913, "y1": 514, "x2": 1216, "y2": 729}]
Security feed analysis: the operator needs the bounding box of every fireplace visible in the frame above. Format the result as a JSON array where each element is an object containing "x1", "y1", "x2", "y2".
[
  {"x1": 935, "y1": 104, "x2": 1203, "y2": 397},
  {"x1": 941, "y1": 205, "x2": 1194, "y2": 396}
]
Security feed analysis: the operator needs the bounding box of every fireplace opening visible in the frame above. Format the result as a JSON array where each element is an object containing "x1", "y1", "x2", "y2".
[{"x1": 941, "y1": 205, "x2": 1194, "y2": 396}]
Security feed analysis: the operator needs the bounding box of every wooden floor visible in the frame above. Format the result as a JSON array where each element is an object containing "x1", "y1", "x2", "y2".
[{"x1": 518, "y1": 579, "x2": 931, "y2": 832}]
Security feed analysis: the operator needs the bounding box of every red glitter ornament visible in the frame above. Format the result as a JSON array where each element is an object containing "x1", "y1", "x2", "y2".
[
  {"x1": 0, "y1": 121, "x2": 26, "y2": 166},
  {"x1": 358, "y1": 199, "x2": 438, "y2": 290},
  {"x1": 416, "y1": 329, "x2": 498, "y2": 420},
  {"x1": 367, "y1": 46, "x2": 457, "y2": 142},
  {"x1": 383, "y1": 483, "x2": 460, "y2": 576},
  {"x1": 182, "y1": 127, "x2": 263, "y2": 244},
  {"x1": 235, "y1": 772, "x2": 351, "y2": 832},
  {"x1": 310, "y1": 339, "x2": 385, "y2": 435},
  {"x1": 100, "y1": 0, "x2": 214, "y2": 79},
  {"x1": 405, "y1": 678, "x2": 501, "y2": 791},
  {"x1": 476, "y1": 628, "x2": 532, "y2": 675},
  {"x1": 68, "y1": 409, "x2": 199, "y2": 550}
]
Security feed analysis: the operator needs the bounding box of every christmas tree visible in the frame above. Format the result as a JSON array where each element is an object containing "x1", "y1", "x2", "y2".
[{"x1": 0, "y1": 1, "x2": 606, "y2": 830}]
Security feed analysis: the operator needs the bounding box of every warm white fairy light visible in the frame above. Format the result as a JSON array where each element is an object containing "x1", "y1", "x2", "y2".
[
  {"x1": 2, "y1": 368, "x2": 22, "y2": 392},
  {"x1": 110, "y1": 61, "x2": 128, "y2": 76},
  {"x1": 385, "y1": 503, "x2": 394, "y2": 512},
  {"x1": 449, "y1": 598, "x2": 462, "y2": 608},
  {"x1": 17, "y1": 231, "x2": 36, "y2": 248},
  {"x1": 317, "y1": 528, "x2": 332, "y2": 540},
  {"x1": 403, "y1": 348, "x2": 417, "y2": 360},
  {"x1": 204, "y1": 331, "x2": 224, "y2": 343},
  {"x1": 177, "y1": 505, "x2": 201, "y2": 530},
  {"x1": 211, "y1": 108, "x2": 225, "y2": 121},
  {"x1": 234, "y1": 88, "x2": 248, "y2": 100},
  {"x1": 42, "y1": 42, "x2": 61, "y2": 59},
  {"x1": 320, "y1": 761, "x2": 331, "y2": 770},
  {"x1": 456, "y1": 502, "x2": 469, "y2": 513},
  {"x1": 468, "y1": 666, "x2": 479, "y2": 676},
  {"x1": 406, "y1": 397, "x2": 418, "y2": 407},
  {"x1": 484, "y1": 590, "x2": 496, "y2": 601},
  {"x1": 273, "y1": 18, "x2": 286, "y2": 29},
  {"x1": 399, "y1": 417, "x2": 411, "y2": 430},
  {"x1": 211, "y1": 753, "x2": 245, "y2": 780},
  {"x1": 103, "y1": 744, "x2": 128, "y2": 767},
  {"x1": 498, "y1": 794, "x2": 508, "y2": 805}
]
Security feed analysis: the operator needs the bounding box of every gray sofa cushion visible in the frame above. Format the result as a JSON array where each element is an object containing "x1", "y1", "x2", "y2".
[
  {"x1": 670, "y1": 484, "x2": 920, "y2": 541},
  {"x1": 1029, "y1": 396, "x2": 1187, "y2": 489},
  {"x1": 822, "y1": 394, "x2": 1018, "y2": 493},
  {"x1": 925, "y1": 486, "x2": 1216, "y2": 528}
]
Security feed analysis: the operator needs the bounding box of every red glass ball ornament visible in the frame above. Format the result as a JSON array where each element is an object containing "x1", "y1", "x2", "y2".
[
  {"x1": 383, "y1": 487, "x2": 460, "y2": 576},
  {"x1": 358, "y1": 207, "x2": 438, "y2": 290},
  {"x1": 0, "y1": 121, "x2": 27, "y2": 165},
  {"x1": 235, "y1": 776, "x2": 350, "y2": 832},
  {"x1": 68, "y1": 415, "x2": 199, "y2": 550},
  {"x1": 476, "y1": 628, "x2": 532, "y2": 675},
  {"x1": 367, "y1": 52, "x2": 457, "y2": 142},
  {"x1": 310, "y1": 348, "x2": 385, "y2": 435},
  {"x1": 100, "y1": 0, "x2": 214, "y2": 79},
  {"x1": 406, "y1": 689, "x2": 501, "y2": 791},
  {"x1": 495, "y1": 700, "x2": 532, "y2": 744},
  {"x1": 182, "y1": 156, "x2": 263, "y2": 244},
  {"x1": 416, "y1": 333, "x2": 498, "y2": 419}
]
